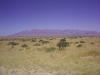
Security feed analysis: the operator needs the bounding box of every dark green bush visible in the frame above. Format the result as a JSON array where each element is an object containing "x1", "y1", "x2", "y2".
[
  {"x1": 57, "y1": 38, "x2": 69, "y2": 50},
  {"x1": 80, "y1": 41, "x2": 85, "y2": 43},
  {"x1": 21, "y1": 44, "x2": 28, "y2": 50},
  {"x1": 8, "y1": 41, "x2": 19, "y2": 48},
  {"x1": 21, "y1": 44, "x2": 28, "y2": 48},
  {"x1": 75, "y1": 42, "x2": 79, "y2": 44},
  {"x1": 46, "y1": 47, "x2": 56, "y2": 52}
]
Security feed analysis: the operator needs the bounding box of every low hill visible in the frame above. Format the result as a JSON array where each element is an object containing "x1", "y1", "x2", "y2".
[{"x1": 9, "y1": 29, "x2": 100, "y2": 37}]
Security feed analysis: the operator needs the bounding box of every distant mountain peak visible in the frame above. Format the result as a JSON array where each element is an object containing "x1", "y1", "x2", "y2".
[{"x1": 9, "y1": 29, "x2": 100, "y2": 37}]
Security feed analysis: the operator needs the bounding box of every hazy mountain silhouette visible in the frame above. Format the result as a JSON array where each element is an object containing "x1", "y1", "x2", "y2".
[{"x1": 10, "y1": 29, "x2": 100, "y2": 36}]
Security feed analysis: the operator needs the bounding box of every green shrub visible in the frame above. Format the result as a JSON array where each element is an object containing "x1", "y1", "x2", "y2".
[
  {"x1": 57, "y1": 38, "x2": 69, "y2": 50},
  {"x1": 80, "y1": 41, "x2": 85, "y2": 43},
  {"x1": 21, "y1": 44, "x2": 28, "y2": 48},
  {"x1": 75, "y1": 42, "x2": 79, "y2": 44},
  {"x1": 46, "y1": 47, "x2": 56, "y2": 52},
  {"x1": 21, "y1": 44, "x2": 28, "y2": 50},
  {"x1": 8, "y1": 41, "x2": 19, "y2": 48}
]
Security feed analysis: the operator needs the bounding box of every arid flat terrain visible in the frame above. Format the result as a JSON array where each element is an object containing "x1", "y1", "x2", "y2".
[{"x1": 0, "y1": 36, "x2": 100, "y2": 75}]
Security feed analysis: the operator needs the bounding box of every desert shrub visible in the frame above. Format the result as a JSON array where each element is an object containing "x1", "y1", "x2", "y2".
[
  {"x1": 75, "y1": 42, "x2": 79, "y2": 44},
  {"x1": 80, "y1": 41, "x2": 85, "y2": 43},
  {"x1": 22, "y1": 39, "x2": 26, "y2": 42},
  {"x1": 77, "y1": 44, "x2": 82, "y2": 47},
  {"x1": 39, "y1": 39, "x2": 43, "y2": 42},
  {"x1": 33, "y1": 43, "x2": 41, "y2": 46},
  {"x1": 49, "y1": 38, "x2": 53, "y2": 40},
  {"x1": 21, "y1": 44, "x2": 28, "y2": 48},
  {"x1": 57, "y1": 38, "x2": 69, "y2": 50},
  {"x1": 31, "y1": 38, "x2": 37, "y2": 42},
  {"x1": 39, "y1": 40, "x2": 49, "y2": 45},
  {"x1": 8, "y1": 41, "x2": 19, "y2": 48},
  {"x1": 46, "y1": 47, "x2": 56, "y2": 52},
  {"x1": 90, "y1": 42, "x2": 94, "y2": 45},
  {"x1": 0, "y1": 39, "x2": 2, "y2": 41},
  {"x1": 42, "y1": 41, "x2": 49, "y2": 44},
  {"x1": 21, "y1": 44, "x2": 28, "y2": 50},
  {"x1": 32, "y1": 38, "x2": 37, "y2": 42}
]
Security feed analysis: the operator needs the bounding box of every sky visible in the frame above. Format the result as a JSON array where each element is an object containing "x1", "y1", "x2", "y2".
[{"x1": 0, "y1": 0, "x2": 100, "y2": 35}]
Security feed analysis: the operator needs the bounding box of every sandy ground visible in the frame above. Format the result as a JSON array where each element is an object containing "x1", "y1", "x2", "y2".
[
  {"x1": 0, "y1": 66, "x2": 77, "y2": 75},
  {"x1": 0, "y1": 36, "x2": 100, "y2": 75},
  {"x1": 0, "y1": 66, "x2": 55, "y2": 75}
]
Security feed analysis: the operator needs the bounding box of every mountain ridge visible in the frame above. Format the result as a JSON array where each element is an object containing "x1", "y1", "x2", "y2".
[{"x1": 8, "y1": 29, "x2": 100, "y2": 37}]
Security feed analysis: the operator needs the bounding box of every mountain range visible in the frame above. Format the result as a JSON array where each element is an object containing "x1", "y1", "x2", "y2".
[{"x1": 9, "y1": 29, "x2": 100, "y2": 37}]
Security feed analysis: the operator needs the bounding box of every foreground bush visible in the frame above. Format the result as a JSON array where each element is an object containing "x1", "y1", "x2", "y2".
[{"x1": 57, "y1": 38, "x2": 69, "y2": 50}]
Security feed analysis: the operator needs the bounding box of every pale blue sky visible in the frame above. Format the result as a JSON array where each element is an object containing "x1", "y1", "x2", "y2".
[{"x1": 0, "y1": 0, "x2": 100, "y2": 35}]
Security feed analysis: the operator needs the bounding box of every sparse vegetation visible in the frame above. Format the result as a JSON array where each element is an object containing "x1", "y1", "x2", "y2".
[
  {"x1": 32, "y1": 39, "x2": 37, "y2": 42},
  {"x1": 39, "y1": 39, "x2": 43, "y2": 43},
  {"x1": 0, "y1": 36, "x2": 100, "y2": 75},
  {"x1": 77, "y1": 44, "x2": 82, "y2": 47},
  {"x1": 80, "y1": 50, "x2": 100, "y2": 57},
  {"x1": 33, "y1": 43, "x2": 41, "y2": 46},
  {"x1": 46, "y1": 47, "x2": 56, "y2": 52},
  {"x1": 80, "y1": 41, "x2": 85, "y2": 43},
  {"x1": 57, "y1": 38, "x2": 69, "y2": 50},
  {"x1": 75, "y1": 42, "x2": 79, "y2": 44},
  {"x1": 86, "y1": 50, "x2": 100, "y2": 56},
  {"x1": 39, "y1": 40, "x2": 49, "y2": 45},
  {"x1": 49, "y1": 38, "x2": 53, "y2": 40},
  {"x1": 21, "y1": 44, "x2": 29, "y2": 50},
  {"x1": 90, "y1": 42, "x2": 94, "y2": 45},
  {"x1": 8, "y1": 41, "x2": 19, "y2": 48}
]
